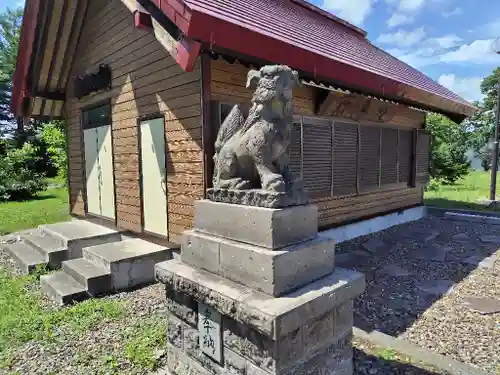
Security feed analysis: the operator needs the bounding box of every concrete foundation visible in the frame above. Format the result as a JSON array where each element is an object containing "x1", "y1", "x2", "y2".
[
  {"x1": 321, "y1": 206, "x2": 426, "y2": 244},
  {"x1": 156, "y1": 201, "x2": 365, "y2": 375}
]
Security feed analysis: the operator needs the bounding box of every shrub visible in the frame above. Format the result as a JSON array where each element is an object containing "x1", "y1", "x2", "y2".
[
  {"x1": 0, "y1": 143, "x2": 47, "y2": 201},
  {"x1": 40, "y1": 122, "x2": 67, "y2": 183}
]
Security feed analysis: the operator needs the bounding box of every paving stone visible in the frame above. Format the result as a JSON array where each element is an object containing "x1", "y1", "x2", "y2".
[
  {"x1": 452, "y1": 233, "x2": 472, "y2": 243},
  {"x1": 362, "y1": 239, "x2": 386, "y2": 254},
  {"x1": 462, "y1": 255, "x2": 496, "y2": 269},
  {"x1": 479, "y1": 235, "x2": 500, "y2": 244},
  {"x1": 424, "y1": 230, "x2": 440, "y2": 242},
  {"x1": 415, "y1": 280, "x2": 455, "y2": 296},
  {"x1": 412, "y1": 245, "x2": 450, "y2": 262},
  {"x1": 462, "y1": 296, "x2": 500, "y2": 315},
  {"x1": 377, "y1": 265, "x2": 413, "y2": 277}
]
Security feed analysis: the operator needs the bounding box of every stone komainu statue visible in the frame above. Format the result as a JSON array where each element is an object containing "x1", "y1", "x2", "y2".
[{"x1": 209, "y1": 65, "x2": 307, "y2": 208}]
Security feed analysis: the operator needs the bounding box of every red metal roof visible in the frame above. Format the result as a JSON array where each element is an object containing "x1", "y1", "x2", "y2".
[{"x1": 179, "y1": 0, "x2": 475, "y2": 120}]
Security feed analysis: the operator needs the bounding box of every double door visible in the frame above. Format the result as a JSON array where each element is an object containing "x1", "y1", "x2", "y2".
[{"x1": 84, "y1": 124, "x2": 116, "y2": 220}]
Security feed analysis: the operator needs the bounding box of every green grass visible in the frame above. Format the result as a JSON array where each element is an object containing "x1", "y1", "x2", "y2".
[
  {"x1": 0, "y1": 268, "x2": 125, "y2": 369},
  {"x1": 0, "y1": 179, "x2": 70, "y2": 235},
  {"x1": 425, "y1": 171, "x2": 500, "y2": 212},
  {"x1": 123, "y1": 316, "x2": 167, "y2": 371}
]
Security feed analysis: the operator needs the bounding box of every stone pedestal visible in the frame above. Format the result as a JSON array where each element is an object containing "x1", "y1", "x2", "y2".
[{"x1": 155, "y1": 200, "x2": 365, "y2": 375}]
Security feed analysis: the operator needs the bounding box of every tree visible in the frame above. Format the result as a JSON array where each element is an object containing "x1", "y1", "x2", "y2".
[
  {"x1": 0, "y1": 7, "x2": 23, "y2": 141},
  {"x1": 426, "y1": 113, "x2": 471, "y2": 184},
  {"x1": 467, "y1": 68, "x2": 500, "y2": 170}
]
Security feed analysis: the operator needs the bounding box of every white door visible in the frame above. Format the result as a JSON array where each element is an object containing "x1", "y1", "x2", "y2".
[
  {"x1": 97, "y1": 125, "x2": 116, "y2": 220},
  {"x1": 84, "y1": 128, "x2": 101, "y2": 216},
  {"x1": 140, "y1": 118, "x2": 168, "y2": 236}
]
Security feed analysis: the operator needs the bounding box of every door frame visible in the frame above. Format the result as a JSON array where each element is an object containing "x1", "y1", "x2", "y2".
[
  {"x1": 80, "y1": 99, "x2": 117, "y2": 225},
  {"x1": 137, "y1": 112, "x2": 169, "y2": 241}
]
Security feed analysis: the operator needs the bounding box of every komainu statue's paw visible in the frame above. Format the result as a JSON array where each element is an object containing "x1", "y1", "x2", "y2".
[{"x1": 264, "y1": 174, "x2": 286, "y2": 193}]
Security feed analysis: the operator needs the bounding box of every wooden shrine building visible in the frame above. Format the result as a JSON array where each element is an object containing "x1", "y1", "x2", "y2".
[{"x1": 12, "y1": 0, "x2": 476, "y2": 243}]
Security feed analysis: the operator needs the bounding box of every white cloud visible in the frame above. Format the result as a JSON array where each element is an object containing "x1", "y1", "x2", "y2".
[
  {"x1": 432, "y1": 34, "x2": 462, "y2": 49},
  {"x1": 443, "y1": 7, "x2": 463, "y2": 17},
  {"x1": 376, "y1": 27, "x2": 426, "y2": 47},
  {"x1": 399, "y1": 0, "x2": 426, "y2": 11},
  {"x1": 387, "y1": 13, "x2": 414, "y2": 28},
  {"x1": 440, "y1": 39, "x2": 500, "y2": 64},
  {"x1": 438, "y1": 74, "x2": 484, "y2": 102},
  {"x1": 476, "y1": 18, "x2": 500, "y2": 39},
  {"x1": 320, "y1": 0, "x2": 375, "y2": 26}
]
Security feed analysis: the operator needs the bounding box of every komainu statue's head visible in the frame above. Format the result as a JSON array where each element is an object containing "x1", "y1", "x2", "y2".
[{"x1": 246, "y1": 65, "x2": 300, "y2": 117}]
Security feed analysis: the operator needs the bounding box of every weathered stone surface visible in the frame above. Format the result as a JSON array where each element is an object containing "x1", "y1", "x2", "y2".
[
  {"x1": 412, "y1": 245, "x2": 450, "y2": 262},
  {"x1": 479, "y1": 235, "x2": 500, "y2": 244},
  {"x1": 155, "y1": 259, "x2": 364, "y2": 340},
  {"x1": 416, "y1": 280, "x2": 454, "y2": 296},
  {"x1": 181, "y1": 230, "x2": 220, "y2": 274},
  {"x1": 377, "y1": 264, "x2": 413, "y2": 277},
  {"x1": 165, "y1": 285, "x2": 198, "y2": 327},
  {"x1": 223, "y1": 316, "x2": 277, "y2": 373},
  {"x1": 183, "y1": 324, "x2": 199, "y2": 357},
  {"x1": 166, "y1": 314, "x2": 184, "y2": 349},
  {"x1": 219, "y1": 235, "x2": 335, "y2": 296},
  {"x1": 462, "y1": 255, "x2": 496, "y2": 269},
  {"x1": 284, "y1": 333, "x2": 353, "y2": 375},
  {"x1": 211, "y1": 66, "x2": 305, "y2": 208},
  {"x1": 302, "y1": 310, "x2": 334, "y2": 354},
  {"x1": 194, "y1": 200, "x2": 318, "y2": 249},
  {"x1": 207, "y1": 188, "x2": 308, "y2": 209},
  {"x1": 362, "y1": 238, "x2": 386, "y2": 254},
  {"x1": 462, "y1": 297, "x2": 500, "y2": 315},
  {"x1": 166, "y1": 342, "x2": 212, "y2": 375},
  {"x1": 225, "y1": 348, "x2": 247, "y2": 375}
]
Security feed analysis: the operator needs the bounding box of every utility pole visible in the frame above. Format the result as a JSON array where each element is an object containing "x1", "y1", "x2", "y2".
[{"x1": 489, "y1": 38, "x2": 500, "y2": 201}]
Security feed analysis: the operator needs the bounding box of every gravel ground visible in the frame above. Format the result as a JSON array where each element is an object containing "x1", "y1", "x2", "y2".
[
  {"x1": 336, "y1": 215, "x2": 500, "y2": 374},
  {"x1": 0, "y1": 243, "x2": 170, "y2": 375},
  {"x1": 2, "y1": 215, "x2": 499, "y2": 374}
]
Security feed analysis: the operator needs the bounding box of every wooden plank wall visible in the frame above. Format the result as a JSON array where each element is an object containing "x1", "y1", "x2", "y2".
[
  {"x1": 64, "y1": 0, "x2": 203, "y2": 242},
  {"x1": 210, "y1": 59, "x2": 424, "y2": 229}
]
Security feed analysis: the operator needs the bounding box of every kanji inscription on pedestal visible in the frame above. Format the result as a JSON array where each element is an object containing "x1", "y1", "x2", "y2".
[{"x1": 198, "y1": 303, "x2": 222, "y2": 363}]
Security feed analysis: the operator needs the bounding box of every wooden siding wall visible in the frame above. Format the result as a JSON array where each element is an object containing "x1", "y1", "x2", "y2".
[
  {"x1": 210, "y1": 59, "x2": 424, "y2": 228},
  {"x1": 64, "y1": 0, "x2": 203, "y2": 242}
]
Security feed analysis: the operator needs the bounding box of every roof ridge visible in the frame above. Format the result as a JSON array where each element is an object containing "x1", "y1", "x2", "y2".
[{"x1": 289, "y1": 0, "x2": 367, "y2": 38}]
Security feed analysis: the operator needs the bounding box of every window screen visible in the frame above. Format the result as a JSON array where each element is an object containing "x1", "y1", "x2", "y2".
[{"x1": 82, "y1": 101, "x2": 111, "y2": 129}]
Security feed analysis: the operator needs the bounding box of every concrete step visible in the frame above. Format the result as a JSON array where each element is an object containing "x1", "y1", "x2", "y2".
[
  {"x1": 40, "y1": 272, "x2": 88, "y2": 305},
  {"x1": 39, "y1": 220, "x2": 124, "y2": 259},
  {"x1": 83, "y1": 238, "x2": 173, "y2": 291},
  {"x1": 1, "y1": 241, "x2": 47, "y2": 274},
  {"x1": 62, "y1": 258, "x2": 111, "y2": 296},
  {"x1": 20, "y1": 231, "x2": 68, "y2": 268}
]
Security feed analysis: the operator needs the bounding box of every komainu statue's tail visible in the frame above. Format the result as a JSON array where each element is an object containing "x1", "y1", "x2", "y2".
[
  {"x1": 213, "y1": 104, "x2": 246, "y2": 186},
  {"x1": 214, "y1": 104, "x2": 245, "y2": 154}
]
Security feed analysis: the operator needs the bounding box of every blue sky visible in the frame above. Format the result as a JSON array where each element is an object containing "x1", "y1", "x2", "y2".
[{"x1": 2, "y1": 0, "x2": 499, "y2": 103}]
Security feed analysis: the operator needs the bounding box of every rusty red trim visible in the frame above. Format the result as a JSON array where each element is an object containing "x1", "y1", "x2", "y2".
[
  {"x1": 11, "y1": 0, "x2": 41, "y2": 116},
  {"x1": 184, "y1": 11, "x2": 474, "y2": 119},
  {"x1": 134, "y1": 10, "x2": 153, "y2": 30}
]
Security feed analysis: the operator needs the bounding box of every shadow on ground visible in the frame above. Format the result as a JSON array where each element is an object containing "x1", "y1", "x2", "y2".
[
  {"x1": 354, "y1": 348, "x2": 445, "y2": 375},
  {"x1": 335, "y1": 214, "x2": 500, "y2": 337}
]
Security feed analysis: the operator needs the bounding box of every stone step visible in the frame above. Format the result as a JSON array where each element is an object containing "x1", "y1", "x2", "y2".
[
  {"x1": 83, "y1": 238, "x2": 173, "y2": 291},
  {"x1": 62, "y1": 258, "x2": 111, "y2": 296},
  {"x1": 2, "y1": 241, "x2": 47, "y2": 274},
  {"x1": 20, "y1": 231, "x2": 68, "y2": 268},
  {"x1": 40, "y1": 272, "x2": 88, "y2": 305},
  {"x1": 39, "y1": 220, "x2": 123, "y2": 247}
]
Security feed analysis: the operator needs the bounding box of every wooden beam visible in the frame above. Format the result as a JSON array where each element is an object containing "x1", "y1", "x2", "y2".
[{"x1": 200, "y1": 54, "x2": 212, "y2": 195}]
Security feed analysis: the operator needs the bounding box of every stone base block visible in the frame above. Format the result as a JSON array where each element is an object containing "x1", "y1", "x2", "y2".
[
  {"x1": 182, "y1": 230, "x2": 336, "y2": 296},
  {"x1": 206, "y1": 188, "x2": 309, "y2": 209},
  {"x1": 156, "y1": 259, "x2": 363, "y2": 375},
  {"x1": 194, "y1": 200, "x2": 318, "y2": 249}
]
